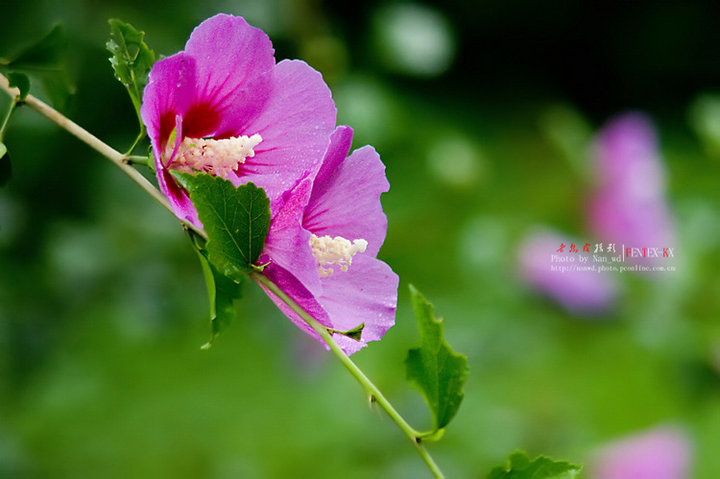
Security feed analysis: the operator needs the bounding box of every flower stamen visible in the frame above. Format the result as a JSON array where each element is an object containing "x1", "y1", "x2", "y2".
[
  {"x1": 310, "y1": 234, "x2": 368, "y2": 277},
  {"x1": 169, "y1": 134, "x2": 262, "y2": 178}
]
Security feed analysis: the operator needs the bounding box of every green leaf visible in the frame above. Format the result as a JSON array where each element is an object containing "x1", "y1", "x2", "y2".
[
  {"x1": 1, "y1": 25, "x2": 74, "y2": 109},
  {"x1": 7, "y1": 72, "x2": 30, "y2": 100},
  {"x1": 175, "y1": 173, "x2": 271, "y2": 281},
  {"x1": 106, "y1": 19, "x2": 156, "y2": 120},
  {"x1": 405, "y1": 284, "x2": 468, "y2": 431},
  {"x1": 487, "y1": 451, "x2": 582, "y2": 479},
  {"x1": 5, "y1": 25, "x2": 64, "y2": 70},
  {"x1": 40, "y1": 74, "x2": 74, "y2": 111},
  {"x1": 197, "y1": 252, "x2": 243, "y2": 349}
]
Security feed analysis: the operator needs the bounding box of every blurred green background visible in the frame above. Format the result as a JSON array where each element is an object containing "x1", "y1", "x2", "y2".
[{"x1": 2, "y1": 0, "x2": 720, "y2": 477}]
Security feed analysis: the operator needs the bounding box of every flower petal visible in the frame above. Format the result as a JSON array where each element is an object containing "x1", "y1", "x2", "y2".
[
  {"x1": 331, "y1": 333, "x2": 367, "y2": 356},
  {"x1": 590, "y1": 427, "x2": 691, "y2": 479},
  {"x1": 255, "y1": 262, "x2": 332, "y2": 345},
  {"x1": 254, "y1": 263, "x2": 371, "y2": 356},
  {"x1": 234, "y1": 59, "x2": 337, "y2": 204},
  {"x1": 255, "y1": 265, "x2": 371, "y2": 356},
  {"x1": 141, "y1": 53, "x2": 197, "y2": 152},
  {"x1": 182, "y1": 14, "x2": 275, "y2": 138},
  {"x1": 317, "y1": 255, "x2": 398, "y2": 343},
  {"x1": 304, "y1": 141, "x2": 390, "y2": 257},
  {"x1": 159, "y1": 166, "x2": 202, "y2": 228},
  {"x1": 313, "y1": 125, "x2": 354, "y2": 190},
  {"x1": 518, "y1": 230, "x2": 617, "y2": 314},
  {"x1": 588, "y1": 112, "x2": 675, "y2": 251},
  {"x1": 262, "y1": 176, "x2": 321, "y2": 296}
]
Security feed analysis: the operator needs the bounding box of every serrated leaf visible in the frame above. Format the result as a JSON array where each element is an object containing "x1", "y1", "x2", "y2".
[
  {"x1": 175, "y1": 173, "x2": 271, "y2": 281},
  {"x1": 405, "y1": 285, "x2": 468, "y2": 431},
  {"x1": 7, "y1": 72, "x2": 30, "y2": 100},
  {"x1": 197, "y1": 251, "x2": 243, "y2": 348},
  {"x1": 106, "y1": 19, "x2": 155, "y2": 121},
  {"x1": 487, "y1": 451, "x2": 582, "y2": 479}
]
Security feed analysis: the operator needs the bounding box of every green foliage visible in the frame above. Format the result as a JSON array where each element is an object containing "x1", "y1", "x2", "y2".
[
  {"x1": 0, "y1": 25, "x2": 73, "y2": 109},
  {"x1": 106, "y1": 19, "x2": 156, "y2": 115},
  {"x1": 0, "y1": 142, "x2": 9, "y2": 187},
  {"x1": 176, "y1": 173, "x2": 269, "y2": 343},
  {"x1": 106, "y1": 19, "x2": 156, "y2": 152},
  {"x1": 487, "y1": 451, "x2": 582, "y2": 479},
  {"x1": 405, "y1": 285, "x2": 468, "y2": 431},
  {"x1": 175, "y1": 173, "x2": 271, "y2": 282},
  {"x1": 197, "y1": 251, "x2": 243, "y2": 349},
  {"x1": 4, "y1": 25, "x2": 64, "y2": 69},
  {"x1": 7, "y1": 72, "x2": 30, "y2": 100}
]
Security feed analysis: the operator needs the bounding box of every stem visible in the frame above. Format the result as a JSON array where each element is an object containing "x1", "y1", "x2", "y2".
[
  {"x1": 124, "y1": 125, "x2": 146, "y2": 156},
  {"x1": 0, "y1": 73, "x2": 206, "y2": 239},
  {"x1": 126, "y1": 155, "x2": 151, "y2": 167},
  {"x1": 0, "y1": 94, "x2": 18, "y2": 141},
  {"x1": 0, "y1": 70, "x2": 444, "y2": 477},
  {"x1": 250, "y1": 270, "x2": 446, "y2": 479}
]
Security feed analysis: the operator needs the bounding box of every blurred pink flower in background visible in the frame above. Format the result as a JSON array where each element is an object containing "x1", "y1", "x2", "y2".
[
  {"x1": 587, "y1": 113, "x2": 676, "y2": 257},
  {"x1": 590, "y1": 427, "x2": 692, "y2": 479},
  {"x1": 518, "y1": 229, "x2": 617, "y2": 315}
]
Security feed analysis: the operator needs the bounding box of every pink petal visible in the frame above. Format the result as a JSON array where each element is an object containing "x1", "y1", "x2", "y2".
[
  {"x1": 235, "y1": 59, "x2": 337, "y2": 204},
  {"x1": 303, "y1": 140, "x2": 390, "y2": 257},
  {"x1": 145, "y1": 111, "x2": 203, "y2": 228},
  {"x1": 588, "y1": 192, "x2": 674, "y2": 252},
  {"x1": 181, "y1": 14, "x2": 275, "y2": 139},
  {"x1": 318, "y1": 255, "x2": 398, "y2": 343},
  {"x1": 313, "y1": 126, "x2": 354, "y2": 191},
  {"x1": 518, "y1": 230, "x2": 617, "y2": 315},
  {"x1": 159, "y1": 166, "x2": 201, "y2": 228},
  {"x1": 591, "y1": 427, "x2": 691, "y2": 479},
  {"x1": 255, "y1": 265, "x2": 374, "y2": 356},
  {"x1": 262, "y1": 177, "x2": 321, "y2": 296},
  {"x1": 141, "y1": 53, "x2": 196, "y2": 153},
  {"x1": 593, "y1": 113, "x2": 662, "y2": 191},
  {"x1": 588, "y1": 112, "x2": 676, "y2": 256},
  {"x1": 332, "y1": 333, "x2": 367, "y2": 356},
  {"x1": 255, "y1": 263, "x2": 332, "y2": 347}
]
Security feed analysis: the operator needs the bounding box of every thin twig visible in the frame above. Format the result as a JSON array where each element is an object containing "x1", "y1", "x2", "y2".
[{"x1": 0, "y1": 73, "x2": 206, "y2": 239}]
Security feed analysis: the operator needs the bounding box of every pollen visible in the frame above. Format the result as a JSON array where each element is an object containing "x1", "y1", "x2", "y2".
[
  {"x1": 170, "y1": 134, "x2": 262, "y2": 178},
  {"x1": 309, "y1": 234, "x2": 368, "y2": 277}
]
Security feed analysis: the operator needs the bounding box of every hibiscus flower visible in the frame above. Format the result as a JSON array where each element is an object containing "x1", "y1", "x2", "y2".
[
  {"x1": 590, "y1": 427, "x2": 691, "y2": 479},
  {"x1": 256, "y1": 126, "x2": 399, "y2": 355},
  {"x1": 141, "y1": 14, "x2": 337, "y2": 228},
  {"x1": 587, "y1": 113, "x2": 675, "y2": 260},
  {"x1": 518, "y1": 229, "x2": 617, "y2": 315}
]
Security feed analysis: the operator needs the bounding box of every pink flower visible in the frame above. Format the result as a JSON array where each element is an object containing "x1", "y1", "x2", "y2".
[
  {"x1": 518, "y1": 230, "x2": 617, "y2": 314},
  {"x1": 587, "y1": 113, "x2": 675, "y2": 256},
  {"x1": 590, "y1": 427, "x2": 692, "y2": 479},
  {"x1": 141, "y1": 14, "x2": 337, "y2": 228},
  {"x1": 141, "y1": 15, "x2": 396, "y2": 354},
  {"x1": 255, "y1": 126, "x2": 399, "y2": 355}
]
